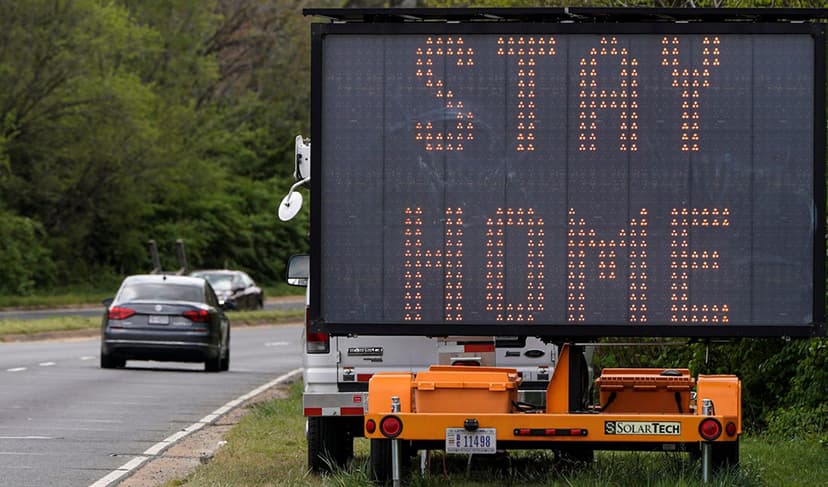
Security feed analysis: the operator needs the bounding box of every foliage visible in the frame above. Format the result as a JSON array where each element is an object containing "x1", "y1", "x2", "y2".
[
  {"x1": 0, "y1": 207, "x2": 53, "y2": 294},
  {"x1": 0, "y1": 0, "x2": 312, "y2": 290}
]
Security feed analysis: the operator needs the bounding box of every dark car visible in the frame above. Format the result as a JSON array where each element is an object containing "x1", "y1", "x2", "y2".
[
  {"x1": 189, "y1": 270, "x2": 264, "y2": 311},
  {"x1": 100, "y1": 274, "x2": 231, "y2": 372}
]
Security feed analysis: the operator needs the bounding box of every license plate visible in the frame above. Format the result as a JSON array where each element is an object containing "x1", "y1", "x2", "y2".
[
  {"x1": 148, "y1": 315, "x2": 169, "y2": 325},
  {"x1": 445, "y1": 428, "x2": 496, "y2": 454}
]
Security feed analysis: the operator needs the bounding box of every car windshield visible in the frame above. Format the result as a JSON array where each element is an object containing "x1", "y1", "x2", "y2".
[
  {"x1": 117, "y1": 283, "x2": 204, "y2": 303},
  {"x1": 195, "y1": 274, "x2": 234, "y2": 291}
]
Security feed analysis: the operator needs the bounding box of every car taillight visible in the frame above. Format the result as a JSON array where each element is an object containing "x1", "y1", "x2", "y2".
[
  {"x1": 305, "y1": 307, "x2": 330, "y2": 353},
  {"x1": 307, "y1": 332, "x2": 330, "y2": 353},
  {"x1": 183, "y1": 310, "x2": 210, "y2": 323},
  {"x1": 108, "y1": 307, "x2": 135, "y2": 320}
]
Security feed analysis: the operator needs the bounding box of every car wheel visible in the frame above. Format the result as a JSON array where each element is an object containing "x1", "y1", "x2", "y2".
[
  {"x1": 205, "y1": 349, "x2": 222, "y2": 372},
  {"x1": 220, "y1": 334, "x2": 230, "y2": 371},
  {"x1": 100, "y1": 352, "x2": 124, "y2": 369}
]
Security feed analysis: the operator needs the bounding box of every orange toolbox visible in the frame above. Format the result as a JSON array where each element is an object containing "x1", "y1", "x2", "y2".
[
  {"x1": 413, "y1": 366, "x2": 521, "y2": 413},
  {"x1": 596, "y1": 368, "x2": 695, "y2": 414}
]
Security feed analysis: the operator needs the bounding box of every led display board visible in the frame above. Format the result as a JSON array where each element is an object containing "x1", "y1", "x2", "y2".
[{"x1": 310, "y1": 18, "x2": 825, "y2": 338}]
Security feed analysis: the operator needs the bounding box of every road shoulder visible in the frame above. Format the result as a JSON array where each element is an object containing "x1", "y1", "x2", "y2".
[{"x1": 105, "y1": 369, "x2": 301, "y2": 487}]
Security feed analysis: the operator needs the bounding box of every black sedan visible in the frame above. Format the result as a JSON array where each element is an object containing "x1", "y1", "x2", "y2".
[
  {"x1": 100, "y1": 274, "x2": 231, "y2": 372},
  {"x1": 189, "y1": 269, "x2": 264, "y2": 310}
]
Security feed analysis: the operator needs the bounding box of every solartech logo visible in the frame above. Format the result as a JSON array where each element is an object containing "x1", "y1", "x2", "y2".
[{"x1": 604, "y1": 421, "x2": 681, "y2": 436}]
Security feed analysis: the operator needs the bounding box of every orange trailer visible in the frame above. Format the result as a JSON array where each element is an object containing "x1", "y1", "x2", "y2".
[{"x1": 365, "y1": 344, "x2": 740, "y2": 483}]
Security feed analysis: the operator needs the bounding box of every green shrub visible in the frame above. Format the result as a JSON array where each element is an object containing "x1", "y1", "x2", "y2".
[
  {"x1": 0, "y1": 208, "x2": 54, "y2": 294},
  {"x1": 764, "y1": 405, "x2": 828, "y2": 442},
  {"x1": 591, "y1": 337, "x2": 828, "y2": 435}
]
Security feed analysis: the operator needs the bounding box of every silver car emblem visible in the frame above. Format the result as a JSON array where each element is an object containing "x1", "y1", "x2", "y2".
[{"x1": 155, "y1": 305, "x2": 163, "y2": 312}]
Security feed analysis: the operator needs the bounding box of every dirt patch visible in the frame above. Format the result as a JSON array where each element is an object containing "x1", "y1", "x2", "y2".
[{"x1": 118, "y1": 384, "x2": 293, "y2": 487}]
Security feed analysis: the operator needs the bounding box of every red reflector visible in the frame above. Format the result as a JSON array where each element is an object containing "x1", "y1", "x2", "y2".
[
  {"x1": 699, "y1": 418, "x2": 722, "y2": 441},
  {"x1": 304, "y1": 408, "x2": 323, "y2": 416},
  {"x1": 725, "y1": 421, "x2": 738, "y2": 437},
  {"x1": 366, "y1": 419, "x2": 376, "y2": 434},
  {"x1": 108, "y1": 307, "x2": 135, "y2": 320},
  {"x1": 341, "y1": 407, "x2": 364, "y2": 416},
  {"x1": 570, "y1": 429, "x2": 584, "y2": 436},
  {"x1": 516, "y1": 428, "x2": 531, "y2": 436},
  {"x1": 545, "y1": 429, "x2": 556, "y2": 436},
  {"x1": 357, "y1": 374, "x2": 374, "y2": 382},
  {"x1": 464, "y1": 343, "x2": 495, "y2": 353},
  {"x1": 183, "y1": 309, "x2": 210, "y2": 323},
  {"x1": 380, "y1": 416, "x2": 402, "y2": 438}
]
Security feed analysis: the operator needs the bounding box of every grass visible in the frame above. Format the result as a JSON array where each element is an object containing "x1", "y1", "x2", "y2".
[
  {"x1": 171, "y1": 381, "x2": 828, "y2": 487},
  {"x1": 0, "y1": 309, "x2": 304, "y2": 340},
  {"x1": 0, "y1": 283, "x2": 302, "y2": 309},
  {"x1": 0, "y1": 289, "x2": 113, "y2": 309}
]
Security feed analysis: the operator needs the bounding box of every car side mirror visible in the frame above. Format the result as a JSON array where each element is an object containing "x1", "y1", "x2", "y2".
[
  {"x1": 222, "y1": 300, "x2": 237, "y2": 311},
  {"x1": 102, "y1": 297, "x2": 114, "y2": 307},
  {"x1": 287, "y1": 254, "x2": 309, "y2": 287}
]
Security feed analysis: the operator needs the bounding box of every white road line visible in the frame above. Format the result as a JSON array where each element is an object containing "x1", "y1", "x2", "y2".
[
  {"x1": 264, "y1": 341, "x2": 289, "y2": 347},
  {"x1": 6, "y1": 367, "x2": 26, "y2": 372},
  {"x1": 0, "y1": 436, "x2": 54, "y2": 440},
  {"x1": 39, "y1": 362, "x2": 56, "y2": 367},
  {"x1": 80, "y1": 356, "x2": 95, "y2": 361},
  {"x1": 87, "y1": 367, "x2": 303, "y2": 487}
]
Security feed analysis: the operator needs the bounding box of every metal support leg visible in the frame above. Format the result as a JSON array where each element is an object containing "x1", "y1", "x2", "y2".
[
  {"x1": 391, "y1": 396, "x2": 401, "y2": 487},
  {"x1": 702, "y1": 442, "x2": 712, "y2": 483},
  {"x1": 701, "y1": 398, "x2": 714, "y2": 483}
]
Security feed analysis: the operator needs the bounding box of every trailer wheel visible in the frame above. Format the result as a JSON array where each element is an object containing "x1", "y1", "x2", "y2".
[
  {"x1": 307, "y1": 417, "x2": 356, "y2": 473},
  {"x1": 711, "y1": 439, "x2": 739, "y2": 472}
]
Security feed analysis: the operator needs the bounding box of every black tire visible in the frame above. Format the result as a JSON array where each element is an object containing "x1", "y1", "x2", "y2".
[
  {"x1": 100, "y1": 352, "x2": 124, "y2": 369},
  {"x1": 205, "y1": 349, "x2": 222, "y2": 372},
  {"x1": 307, "y1": 417, "x2": 356, "y2": 473},
  {"x1": 220, "y1": 346, "x2": 230, "y2": 371},
  {"x1": 711, "y1": 439, "x2": 739, "y2": 473},
  {"x1": 220, "y1": 332, "x2": 230, "y2": 371}
]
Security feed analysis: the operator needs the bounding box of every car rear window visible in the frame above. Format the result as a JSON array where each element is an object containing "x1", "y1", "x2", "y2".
[
  {"x1": 117, "y1": 283, "x2": 204, "y2": 303},
  {"x1": 193, "y1": 273, "x2": 234, "y2": 290}
]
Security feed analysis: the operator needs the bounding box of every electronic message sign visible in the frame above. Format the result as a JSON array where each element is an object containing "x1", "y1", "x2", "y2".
[{"x1": 310, "y1": 18, "x2": 825, "y2": 338}]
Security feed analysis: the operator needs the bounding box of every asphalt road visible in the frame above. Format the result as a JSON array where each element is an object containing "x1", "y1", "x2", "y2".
[
  {"x1": 0, "y1": 296, "x2": 304, "y2": 321},
  {"x1": 0, "y1": 323, "x2": 302, "y2": 487}
]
